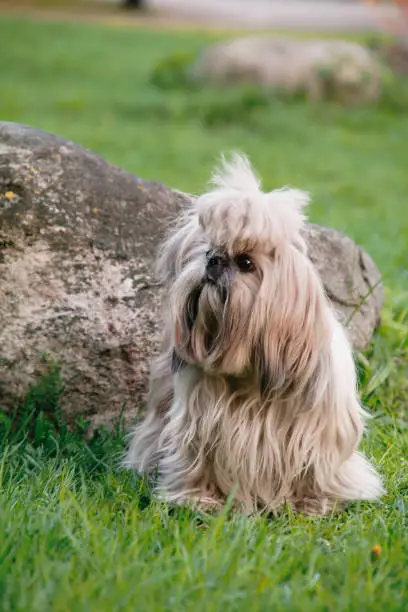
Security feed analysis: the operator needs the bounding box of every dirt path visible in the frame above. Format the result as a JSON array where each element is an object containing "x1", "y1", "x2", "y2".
[
  {"x1": 0, "y1": 3, "x2": 210, "y2": 32},
  {"x1": 0, "y1": 0, "x2": 401, "y2": 33},
  {"x1": 145, "y1": 0, "x2": 399, "y2": 32}
]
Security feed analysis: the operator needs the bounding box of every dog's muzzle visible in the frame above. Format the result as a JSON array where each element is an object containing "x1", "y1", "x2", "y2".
[{"x1": 206, "y1": 254, "x2": 228, "y2": 283}]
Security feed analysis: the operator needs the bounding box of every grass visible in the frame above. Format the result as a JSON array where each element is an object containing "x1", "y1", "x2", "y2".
[{"x1": 0, "y1": 15, "x2": 408, "y2": 611}]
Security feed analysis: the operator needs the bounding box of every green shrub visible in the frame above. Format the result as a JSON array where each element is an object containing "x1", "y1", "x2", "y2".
[{"x1": 150, "y1": 51, "x2": 197, "y2": 90}]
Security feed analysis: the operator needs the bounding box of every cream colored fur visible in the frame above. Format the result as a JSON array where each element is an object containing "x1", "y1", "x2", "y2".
[{"x1": 124, "y1": 154, "x2": 384, "y2": 515}]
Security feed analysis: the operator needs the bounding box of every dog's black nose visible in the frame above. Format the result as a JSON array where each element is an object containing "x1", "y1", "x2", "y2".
[{"x1": 206, "y1": 254, "x2": 227, "y2": 282}]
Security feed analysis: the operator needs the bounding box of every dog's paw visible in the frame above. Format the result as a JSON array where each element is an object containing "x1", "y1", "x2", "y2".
[{"x1": 292, "y1": 496, "x2": 334, "y2": 516}]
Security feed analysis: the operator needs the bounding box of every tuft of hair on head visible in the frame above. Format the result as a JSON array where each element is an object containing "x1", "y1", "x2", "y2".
[
  {"x1": 209, "y1": 153, "x2": 310, "y2": 215},
  {"x1": 268, "y1": 186, "x2": 310, "y2": 216},
  {"x1": 210, "y1": 153, "x2": 261, "y2": 196},
  {"x1": 196, "y1": 152, "x2": 311, "y2": 248}
]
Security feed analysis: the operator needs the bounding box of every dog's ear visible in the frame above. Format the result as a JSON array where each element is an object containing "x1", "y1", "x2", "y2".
[
  {"x1": 254, "y1": 249, "x2": 330, "y2": 399},
  {"x1": 257, "y1": 342, "x2": 296, "y2": 399},
  {"x1": 156, "y1": 205, "x2": 203, "y2": 285},
  {"x1": 258, "y1": 353, "x2": 281, "y2": 398}
]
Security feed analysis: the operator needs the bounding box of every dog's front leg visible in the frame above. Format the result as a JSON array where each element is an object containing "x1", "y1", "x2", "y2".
[{"x1": 154, "y1": 442, "x2": 225, "y2": 512}]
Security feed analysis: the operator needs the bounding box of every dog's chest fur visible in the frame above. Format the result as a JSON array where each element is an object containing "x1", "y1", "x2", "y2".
[{"x1": 176, "y1": 370, "x2": 297, "y2": 510}]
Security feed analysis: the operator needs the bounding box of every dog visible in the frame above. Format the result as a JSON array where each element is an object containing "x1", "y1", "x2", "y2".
[{"x1": 124, "y1": 154, "x2": 383, "y2": 515}]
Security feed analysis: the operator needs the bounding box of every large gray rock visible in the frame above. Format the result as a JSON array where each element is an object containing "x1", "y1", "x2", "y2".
[
  {"x1": 0, "y1": 122, "x2": 187, "y2": 428},
  {"x1": 303, "y1": 224, "x2": 383, "y2": 352},
  {"x1": 191, "y1": 37, "x2": 381, "y2": 105},
  {"x1": 0, "y1": 123, "x2": 383, "y2": 427}
]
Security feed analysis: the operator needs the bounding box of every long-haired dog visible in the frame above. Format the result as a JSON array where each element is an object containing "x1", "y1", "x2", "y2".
[{"x1": 125, "y1": 154, "x2": 383, "y2": 515}]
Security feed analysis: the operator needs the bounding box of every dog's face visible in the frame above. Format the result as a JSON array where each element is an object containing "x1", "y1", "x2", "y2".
[{"x1": 161, "y1": 155, "x2": 330, "y2": 392}]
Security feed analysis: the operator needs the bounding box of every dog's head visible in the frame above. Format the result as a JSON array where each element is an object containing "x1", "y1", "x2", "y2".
[{"x1": 160, "y1": 154, "x2": 331, "y2": 393}]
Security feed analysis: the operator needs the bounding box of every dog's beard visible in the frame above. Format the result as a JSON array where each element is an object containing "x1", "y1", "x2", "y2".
[
  {"x1": 177, "y1": 277, "x2": 230, "y2": 366},
  {"x1": 173, "y1": 263, "x2": 261, "y2": 379}
]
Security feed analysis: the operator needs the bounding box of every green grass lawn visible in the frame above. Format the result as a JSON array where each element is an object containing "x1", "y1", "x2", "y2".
[{"x1": 1, "y1": 15, "x2": 408, "y2": 612}]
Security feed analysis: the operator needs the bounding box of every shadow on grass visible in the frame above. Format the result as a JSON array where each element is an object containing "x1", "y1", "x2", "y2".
[{"x1": 0, "y1": 364, "x2": 154, "y2": 510}]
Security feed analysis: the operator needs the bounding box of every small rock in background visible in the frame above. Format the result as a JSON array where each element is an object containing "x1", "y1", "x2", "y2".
[
  {"x1": 0, "y1": 123, "x2": 383, "y2": 428},
  {"x1": 190, "y1": 37, "x2": 382, "y2": 105}
]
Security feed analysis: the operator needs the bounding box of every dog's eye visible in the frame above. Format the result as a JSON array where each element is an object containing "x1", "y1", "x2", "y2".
[{"x1": 235, "y1": 253, "x2": 255, "y2": 273}]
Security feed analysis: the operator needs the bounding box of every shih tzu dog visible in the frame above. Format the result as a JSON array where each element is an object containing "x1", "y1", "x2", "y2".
[{"x1": 125, "y1": 154, "x2": 383, "y2": 515}]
